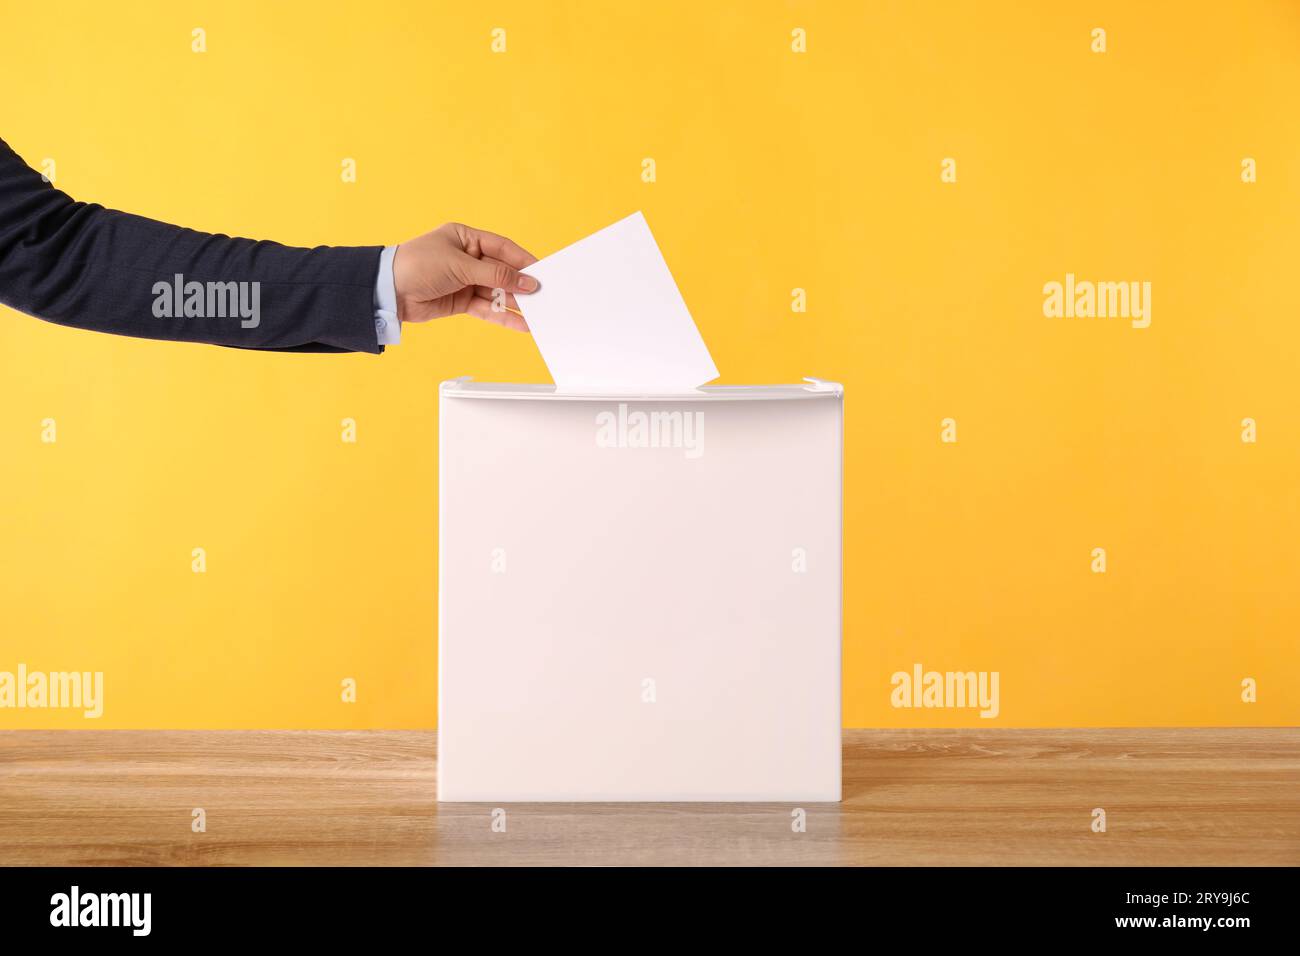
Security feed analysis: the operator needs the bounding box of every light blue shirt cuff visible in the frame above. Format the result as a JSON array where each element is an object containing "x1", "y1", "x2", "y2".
[{"x1": 374, "y1": 245, "x2": 401, "y2": 346}]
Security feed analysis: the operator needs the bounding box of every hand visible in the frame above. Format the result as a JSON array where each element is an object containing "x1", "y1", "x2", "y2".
[{"x1": 392, "y1": 222, "x2": 539, "y2": 331}]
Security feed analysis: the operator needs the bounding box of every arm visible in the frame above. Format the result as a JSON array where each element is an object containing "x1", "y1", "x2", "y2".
[{"x1": 0, "y1": 137, "x2": 539, "y2": 352}]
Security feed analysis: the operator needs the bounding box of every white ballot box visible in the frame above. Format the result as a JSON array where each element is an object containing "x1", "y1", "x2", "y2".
[{"x1": 438, "y1": 378, "x2": 843, "y2": 802}]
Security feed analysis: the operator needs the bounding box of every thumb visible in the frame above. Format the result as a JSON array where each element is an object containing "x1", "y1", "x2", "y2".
[{"x1": 456, "y1": 253, "x2": 539, "y2": 295}]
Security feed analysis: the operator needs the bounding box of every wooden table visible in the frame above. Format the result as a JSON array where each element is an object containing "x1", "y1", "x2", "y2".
[{"x1": 1, "y1": 729, "x2": 1296, "y2": 866}]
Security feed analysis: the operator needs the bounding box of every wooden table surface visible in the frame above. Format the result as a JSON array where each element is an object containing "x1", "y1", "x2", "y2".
[{"x1": 1, "y1": 729, "x2": 1296, "y2": 866}]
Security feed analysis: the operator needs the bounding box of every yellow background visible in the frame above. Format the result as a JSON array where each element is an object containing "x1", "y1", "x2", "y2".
[{"x1": 2, "y1": 1, "x2": 1297, "y2": 728}]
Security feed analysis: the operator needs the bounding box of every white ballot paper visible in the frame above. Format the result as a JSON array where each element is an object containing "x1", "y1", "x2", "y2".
[{"x1": 516, "y1": 211, "x2": 719, "y2": 390}]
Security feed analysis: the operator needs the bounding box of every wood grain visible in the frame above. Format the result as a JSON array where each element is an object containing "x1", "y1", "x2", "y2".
[{"x1": 0, "y1": 729, "x2": 1295, "y2": 866}]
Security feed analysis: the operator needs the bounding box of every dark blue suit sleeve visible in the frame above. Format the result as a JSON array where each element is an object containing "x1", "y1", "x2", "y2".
[{"x1": 0, "y1": 137, "x2": 383, "y2": 354}]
